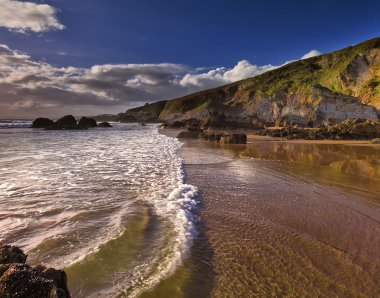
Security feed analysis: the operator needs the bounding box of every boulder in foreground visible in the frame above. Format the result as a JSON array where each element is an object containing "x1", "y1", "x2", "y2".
[
  {"x1": 0, "y1": 243, "x2": 70, "y2": 298},
  {"x1": 0, "y1": 245, "x2": 26, "y2": 264}
]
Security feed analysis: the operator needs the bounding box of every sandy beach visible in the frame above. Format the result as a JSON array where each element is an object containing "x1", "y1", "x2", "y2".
[{"x1": 157, "y1": 129, "x2": 380, "y2": 297}]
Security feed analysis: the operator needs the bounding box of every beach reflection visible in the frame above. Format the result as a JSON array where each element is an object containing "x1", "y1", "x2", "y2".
[
  {"x1": 239, "y1": 142, "x2": 380, "y2": 196},
  {"x1": 170, "y1": 140, "x2": 380, "y2": 297}
]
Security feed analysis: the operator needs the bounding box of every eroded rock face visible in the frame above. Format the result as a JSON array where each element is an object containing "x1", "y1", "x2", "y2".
[
  {"x1": 0, "y1": 243, "x2": 70, "y2": 298},
  {"x1": 314, "y1": 87, "x2": 378, "y2": 123}
]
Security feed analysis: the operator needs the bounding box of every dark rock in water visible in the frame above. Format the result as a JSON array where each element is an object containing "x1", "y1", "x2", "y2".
[
  {"x1": 44, "y1": 115, "x2": 82, "y2": 130},
  {"x1": 220, "y1": 134, "x2": 247, "y2": 144},
  {"x1": 0, "y1": 243, "x2": 70, "y2": 298},
  {"x1": 0, "y1": 244, "x2": 27, "y2": 264},
  {"x1": 31, "y1": 118, "x2": 54, "y2": 128},
  {"x1": 55, "y1": 115, "x2": 77, "y2": 128},
  {"x1": 139, "y1": 123, "x2": 147, "y2": 126},
  {"x1": 97, "y1": 121, "x2": 112, "y2": 127},
  {"x1": 33, "y1": 115, "x2": 112, "y2": 130},
  {"x1": 78, "y1": 117, "x2": 97, "y2": 128}
]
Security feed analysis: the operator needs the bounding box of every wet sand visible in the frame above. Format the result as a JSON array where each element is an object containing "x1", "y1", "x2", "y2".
[{"x1": 156, "y1": 130, "x2": 380, "y2": 297}]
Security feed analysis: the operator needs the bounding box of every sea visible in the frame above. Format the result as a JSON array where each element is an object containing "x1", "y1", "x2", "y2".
[{"x1": 0, "y1": 120, "x2": 198, "y2": 297}]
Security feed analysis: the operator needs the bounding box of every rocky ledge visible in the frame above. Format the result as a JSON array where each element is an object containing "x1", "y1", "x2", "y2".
[
  {"x1": 177, "y1": 126, "x2": 247, "y2": 144},
  {"x1": 257, "y1": 119, "x2": 380, "y2": 140},
  {"x1": 32, "y1": 115, "x2": 112, "y2": 130},
  {"x1": 0, "y1": 243, "x2": 70, "y2": 298}
]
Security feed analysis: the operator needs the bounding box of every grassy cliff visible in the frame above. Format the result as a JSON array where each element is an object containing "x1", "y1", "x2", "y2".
[{"x1": 122, "y1": 37, "x2": 380, "y2": 126}]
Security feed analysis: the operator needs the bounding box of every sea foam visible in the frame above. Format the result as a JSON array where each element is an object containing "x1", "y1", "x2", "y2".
[{"x1": 0, "y1": 124, "x2": 199, "y2": 297}]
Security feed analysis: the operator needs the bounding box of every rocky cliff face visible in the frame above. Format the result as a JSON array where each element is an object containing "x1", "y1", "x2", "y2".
[{"x1": 122, "y1": 37, "x2": 380, "y2": 127}]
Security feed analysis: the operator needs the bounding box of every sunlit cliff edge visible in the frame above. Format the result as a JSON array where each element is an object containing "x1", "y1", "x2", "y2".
[{"x1": 118, "y1": 37, "x2": 380, "y2": 127}]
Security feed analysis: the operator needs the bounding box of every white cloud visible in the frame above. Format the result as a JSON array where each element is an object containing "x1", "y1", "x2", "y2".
[
  {"x1": 179, "y1": 60, "x2": 277, "y2": 90},
  {"x1": 301, "y1": 49, "x2": 322, "y2": 59},
  {"x1": 0, "y1": 0, "x2": 64, "y2": 33},
  {"x1": 0, "y1": 45, "x2": 321, "y2": 118}
]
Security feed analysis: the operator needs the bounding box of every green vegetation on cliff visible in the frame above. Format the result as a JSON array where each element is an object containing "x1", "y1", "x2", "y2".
[{"x1": 122, "y1": 37, "x2": 380, "y2": 124}]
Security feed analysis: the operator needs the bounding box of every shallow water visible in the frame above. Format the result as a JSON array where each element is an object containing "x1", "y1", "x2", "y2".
[
  {"x1": 2, "y1": 123, "x2": 380, "y2": 297},
  {"x1": 154, "y1": 139, "x2": 380, "y2": 297},
  {"x1": 0, "y1": 123, "x2": 197, "y2": 297}
]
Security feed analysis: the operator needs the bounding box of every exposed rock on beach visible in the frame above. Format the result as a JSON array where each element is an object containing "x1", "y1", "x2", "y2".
[
  {"x1": 177, "y1": 126, "x2": 247, "y2": 144},
  {"x1": 0, "y1": 243, "x2": 70, "y2": 298},
  {"x1": 258, "y1": 119, "x2": 380, "y2": 140}
]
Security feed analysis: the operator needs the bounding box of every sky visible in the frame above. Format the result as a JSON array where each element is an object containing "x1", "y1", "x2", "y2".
[{"x1": 0, "y1": 0, "x2": 379, "y2": 118}]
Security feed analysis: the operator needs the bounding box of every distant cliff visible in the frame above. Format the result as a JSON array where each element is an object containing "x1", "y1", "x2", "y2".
[{"x1": 119, "y1": 37, "x2": 380, "y2": 127}]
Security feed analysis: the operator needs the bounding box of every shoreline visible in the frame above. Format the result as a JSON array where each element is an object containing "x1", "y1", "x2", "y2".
[
  {"x1": 247, "y1": 134, "x2": 380, "y2": 146},
  {"x1": 162, "y1": 127, "x2": 380, "y2": 146},
  {"x1": 158, "y1": 128, "x2": 380, "y2": 296}
]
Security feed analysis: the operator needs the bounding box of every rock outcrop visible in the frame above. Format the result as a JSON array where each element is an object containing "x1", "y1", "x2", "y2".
[
  {"x1": 78, "y1": 117, "x2": 97, "y2": 128},
  {"x1": 53, "y1": 115, "x2": 78, "y2": 129},
  {"x1": 31, "y1": 118, "x2": 55, "y2": 128},
  {"x1": 43, "y1": 115, "x2": 83, "y2": 130},
  {"x1": 0, "y1": 245, "x2": 27, "y2": 264},
  {"x1": 200, "y1": 132, "x2": 247, "y2": 144},
  {"x1": 176, "y1": 127, "x2": 203, "y2": 139},
  {"x1": 97, "y1": 121, "x2": 112, "y2": 127},
  {"x1": 176, "y1": 126, "x2": 248, "y2": 144},
  {"x1": 258, "y1": 119, "x2": 380, "y2": 140},
  {"x1": 0, "y1": 243, "x2": 70, "y2": 298},
  {"x1": 31, "y1": 116, "x2": 112, "y2": 130},
  {"x1": 220, "y1": 134, "x2": 247, "y2": 144}
]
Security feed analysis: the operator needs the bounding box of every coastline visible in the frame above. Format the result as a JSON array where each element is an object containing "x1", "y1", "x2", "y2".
[
  {"x1": 158, "y1": 128, "x2": 380, "y2": 297},
  {"x1": 246, "y1": 134, "x2": 380, "y2": 146},
  {"x1": 199, "y1": 128, "x2": 380, "y2": 146},
  {"x1": 161, "y1": 127, "x2": 380, "y2": 146}
]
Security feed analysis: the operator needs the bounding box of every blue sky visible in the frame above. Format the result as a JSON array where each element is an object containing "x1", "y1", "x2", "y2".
[{"x1": 0, "y1": 0, "x2": 379, "y2": 118}]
